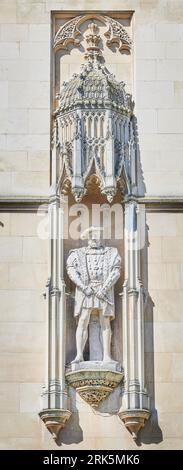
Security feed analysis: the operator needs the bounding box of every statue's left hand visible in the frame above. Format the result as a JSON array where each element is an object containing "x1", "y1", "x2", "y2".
[{"x1": 96, "y1": 288, "x2": 107, "y2": 301}]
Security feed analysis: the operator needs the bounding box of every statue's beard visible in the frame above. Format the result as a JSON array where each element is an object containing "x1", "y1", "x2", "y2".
[{"x1": 88, "y1": 240, "x2": 101, "y2": 249}]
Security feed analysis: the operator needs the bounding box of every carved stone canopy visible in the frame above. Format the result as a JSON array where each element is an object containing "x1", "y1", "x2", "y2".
[
  {"x1": 57, "y1": 20, "x2": 133, "y2": 115},
  {"x1": 53, "y1": 18, "x2": 144, "y2": 203}
]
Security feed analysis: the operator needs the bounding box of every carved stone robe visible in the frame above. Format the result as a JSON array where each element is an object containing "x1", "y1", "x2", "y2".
[{"x1": 66, "y1": 245, "x2": 121, "y2": 319}]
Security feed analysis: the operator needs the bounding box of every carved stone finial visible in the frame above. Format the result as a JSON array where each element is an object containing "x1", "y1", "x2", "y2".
[
  {"x1": 86, "y1": 22, "x2": 100, "y2": 48},
  {"x1": 84, "y1": 21, "x2": 103, "y2": 63}
]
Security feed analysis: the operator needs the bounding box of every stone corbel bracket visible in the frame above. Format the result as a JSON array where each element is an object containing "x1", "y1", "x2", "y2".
[
  {"x1": 66, "y1": 362, "x2": 123, "y2": 408},
  {"x1": 39, "y1": 408, "x2": 71, "y2": 442},
  {"x1": 53, "y1": 14, "x2": 132, "y2": 54},
  {"x1": 118, "y1": 409, "x2": 150, "y2": 441}
]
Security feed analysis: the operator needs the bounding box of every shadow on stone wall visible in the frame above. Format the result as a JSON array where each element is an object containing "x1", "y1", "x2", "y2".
[
  {"x1": 137, "y1": 224, "x2": 163, "y2": 446},
  {"x1": 57, "y1": 391, "x2": 83, "y2": 446}
]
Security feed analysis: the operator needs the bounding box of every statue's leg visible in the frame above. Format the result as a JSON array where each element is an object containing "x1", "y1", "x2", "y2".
[
  {"x1": 72, "y1": 308, "x2": 90, "y2": 363},
  {"x1": 99, "y1": 312, "x2": 112, "y2": 362}
]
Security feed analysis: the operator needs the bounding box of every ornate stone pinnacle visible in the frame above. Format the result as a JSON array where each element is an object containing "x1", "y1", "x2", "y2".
[{"x1": 84, "y1": 21, "x2": 103, "y2": 63}]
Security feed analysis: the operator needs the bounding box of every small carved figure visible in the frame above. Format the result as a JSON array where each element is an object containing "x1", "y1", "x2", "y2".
[{"x1": 66, "y1": 227, "x2": 121, "y2": 362}]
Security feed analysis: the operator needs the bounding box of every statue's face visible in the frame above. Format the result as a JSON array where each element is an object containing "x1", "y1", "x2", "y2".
[{"x1": 88, "y1": 236, "x2": 101, "y2": 248}]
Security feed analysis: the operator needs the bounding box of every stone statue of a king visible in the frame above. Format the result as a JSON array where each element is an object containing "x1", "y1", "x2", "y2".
[{"x1": 66, "y1": 227, "x2": 121, "y2": 363}]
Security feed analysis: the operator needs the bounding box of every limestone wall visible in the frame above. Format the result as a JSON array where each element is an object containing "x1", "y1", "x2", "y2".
[{"x1": 0, "y1": 0, "x2": 183, "y2": 450}]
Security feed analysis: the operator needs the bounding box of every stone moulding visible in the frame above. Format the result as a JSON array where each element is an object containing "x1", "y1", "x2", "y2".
[
  {"x1": 66, "y1": 368, "x2": 124, "y2": 408},
  {"x1": 118, "y1": 409, "x2": 150, "y2": 441},
  {"x1": 39, "y1": 408, "x2": 71, "y2": 442}
]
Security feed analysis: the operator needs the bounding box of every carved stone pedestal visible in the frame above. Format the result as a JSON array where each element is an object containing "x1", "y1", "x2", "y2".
[
  {"x1": 118, "y1": 409, "x2": 150, "y2": 441},
  {"x1": 39, "y1": 408, "x2": 71, "y2": 441},
  {"x1": 66, "y1": 361, "x2": 123, "y2": 408}
]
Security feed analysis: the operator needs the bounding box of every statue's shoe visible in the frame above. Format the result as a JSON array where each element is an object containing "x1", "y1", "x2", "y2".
[
  {"x1": 71, "y1": 356, "x2": 84, "y2": 364},
  {"x1": 102, "y1": 357, "x2": 116, "y2": 363}
]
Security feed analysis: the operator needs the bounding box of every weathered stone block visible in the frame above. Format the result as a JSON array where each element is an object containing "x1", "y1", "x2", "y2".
[
  {"x1": 0, "y1": 413, "x2": 41, "y2": 438},
  {"x1": 135, "y1": 23, "x2": 155, "y2": 41},
  {"x1": 11, "y1": 170, "x2": 49, "y2": 195},
  {"x1": 155, "y1": 383, "x2": 183, "y2": 412},
  {"x1": 158, "y1": 110, "x2": 183, "y2": 133},
  {"x1": 148, "y1": 236, "x2": 162, "y2": 263},
  {"x1": 27, "y1": 150, "x2": 49, "y2": 171},
  {"x1": 20, "y1": 383, "x2": 42, "y2": 413},
  {"x1": 0, "y1": 151, "x2": 27, "y2": 171},
  {"x1": 17, "y1": 1, "x2": 49, "y2": 24},
  {"x1": 0, "y1": 289, "x2": 45, "y2": 322},
  {"x1": 136, "y1": 60, "x2": 156, "y2": 81},
  {"x1": 0, "y1": 322, "x2": 45, "y2": 353},
  {"x1": 0, "y1": 237, "x2": 22, "y2": 262},
  {"x1": 7, "y1": 59, "x2": 49, "y2": 81},
  {"x1": 9, "y1": 263, "x2": 47, "y2": 289},
  {"x1": 148, "y1": 263, "x2": 180, "y2": 290},
  {"x1": 28, "y1": 24, "x2": 50, "y2": 42},
  {"x1": 9, "y1": 81, "x2": 49, "y2": 109},
  {"x1": 20, "y1": 42, "x2": 49, "y2": 60},
  {"x1": 174, "y1": 81, "x2": 183, "y2": 108},
  {"x1": 136, "y1": 42, "x2": 166, "y2": 59},
  {"x1": 0, "y1": 353, "x2": 44, "y2": 383},
  {"x1": 7, "y1": 134, "x2": 49, "y2": 152},
  {"x1": 150, "y1": 290, "x2": 183, "y2": 322},
  {"x1": 137, "y1": 109, "x2": 157, "y2": 134},
  {"x1": 0, "y1": 2, "x2": 17, "y2": 24},
  {"x1": 156, "y1": 23, "x2": 183, "y2": 41},
  {"x1": 157, "y1": 59, "x2": 183, "y2": 80},
  {"x1": 28, "y1": 109, "x2": 50, "y2": 134},
  {"x1": 0, "y1": 81, "x2": 8, "y2": 108},
  {"x1": 0, "y1": 213, "x2": 10, "y2": 237},
  {"x1": 162, "y1": 237, "x2": 183, "y2": 262},
  {"x1": 0, "y1": 383, "x2": 19, "y2": 412},
  {"x1": 23, "y1": 237, "x2": 48, "y2": 263},
  {"x1": 1, "y1": 24, "x2": 28, "y2": 41},
  {"x1": 0, "y1": 42, "x2": 19, "y2": 58},
  {"x1": 172, "y1": 353, "x2": 183, "y2": 382},
  {"x1": 10, "y1": 213, "x2": 41, "y2": 237},
  {"x1": 136, "y1": 81, "x2": 174, "y2": 108}
]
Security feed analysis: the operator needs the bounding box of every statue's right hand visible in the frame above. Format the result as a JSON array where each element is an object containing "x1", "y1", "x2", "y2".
[{"x1": 83, "y1": 286, "x2": 93, "y2": 297}]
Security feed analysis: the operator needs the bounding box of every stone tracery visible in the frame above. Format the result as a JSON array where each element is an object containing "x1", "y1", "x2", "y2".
[{"x1": 54, "y1": 14, "x2": 132, "y2": 54}]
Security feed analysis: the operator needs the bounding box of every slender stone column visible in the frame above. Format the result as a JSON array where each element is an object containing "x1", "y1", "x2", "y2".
[
  {"x1": 118, "y1": 199, "x2": 150, "y2": 440},
  {"x1": 105, "y1": 110, "x2": 116, "y2": 191},
  {"x1": 39, "y1": 191, "x2": 71, "y2": 441},
  {"x1": 72, "y1": 110, "x2": 83, "y2": 195}
]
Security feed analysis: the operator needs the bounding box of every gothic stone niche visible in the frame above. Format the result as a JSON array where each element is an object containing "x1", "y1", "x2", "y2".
[
  {"x1": 65, "y1": 226, "x2": 124, "y2": 407},
  {"x1": 39, "y1": 11, "x2": 150, "y2": 444}
]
